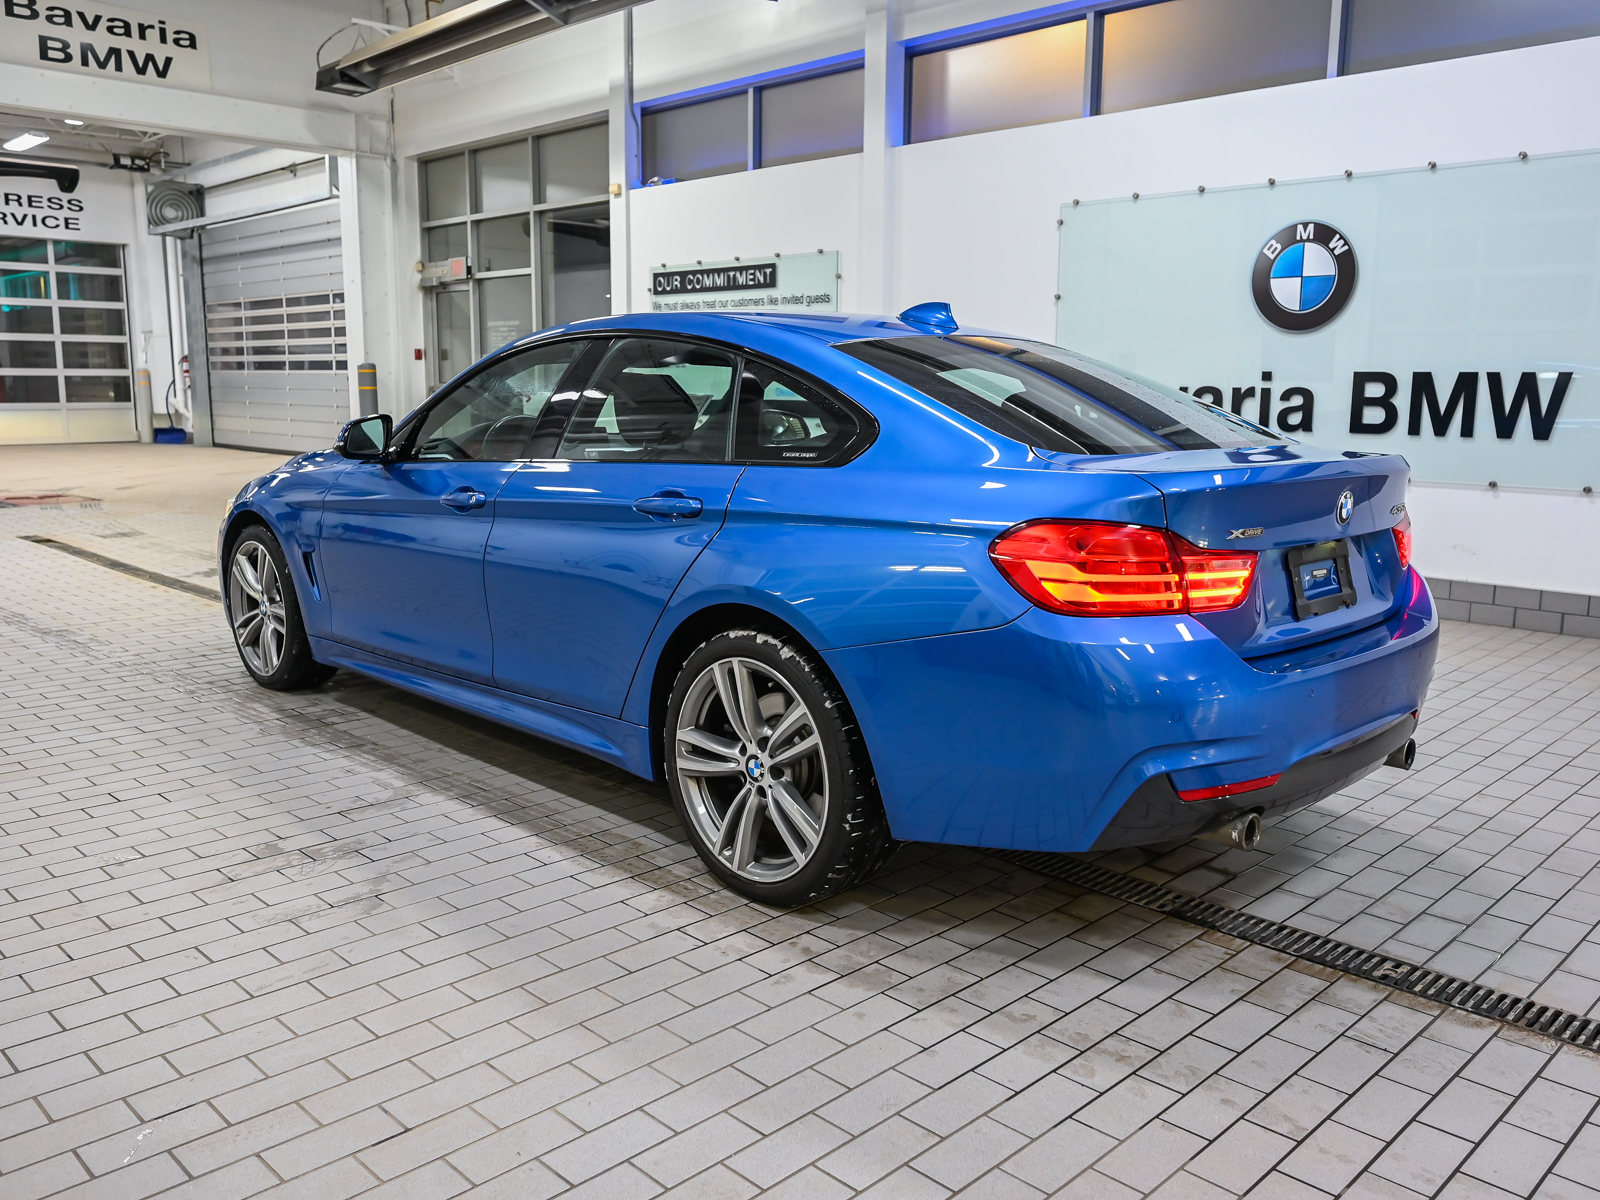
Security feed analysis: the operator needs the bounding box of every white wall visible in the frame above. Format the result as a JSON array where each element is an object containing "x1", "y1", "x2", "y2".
[{"x1": 372, "y1": 5, "x2": 1600, "y2": 594}]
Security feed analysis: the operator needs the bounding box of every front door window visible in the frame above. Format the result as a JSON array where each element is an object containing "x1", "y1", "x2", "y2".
[
  {"x1": 557, "y1": 338, "x2": 736, "y2": 463},
  {"x1": 411, "y1": 339, "x2": 588, "y2": 462}
]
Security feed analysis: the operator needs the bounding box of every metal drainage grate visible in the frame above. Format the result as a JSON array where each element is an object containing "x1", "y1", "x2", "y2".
[{"x1": 999, "y1": 849, "x2": 1600, "y2": 1052}]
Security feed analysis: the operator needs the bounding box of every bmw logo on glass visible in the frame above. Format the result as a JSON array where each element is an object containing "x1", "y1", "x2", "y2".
[{"x1": 1252, "y1": 222, "x2": 1358, "y2": 332}]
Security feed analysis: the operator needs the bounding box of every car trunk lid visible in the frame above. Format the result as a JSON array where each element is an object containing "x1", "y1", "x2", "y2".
[{"x1": 1093, "y1": 445, "x2": 1412, "y2": 655}]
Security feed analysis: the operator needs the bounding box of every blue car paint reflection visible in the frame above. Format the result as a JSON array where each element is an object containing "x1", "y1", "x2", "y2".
[{"x1": 221, "y1": 311, "x2": 1437, "y2": 855}]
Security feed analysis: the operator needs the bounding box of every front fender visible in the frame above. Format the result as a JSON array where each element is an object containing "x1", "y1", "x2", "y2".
[{"x1": 218, "y1": 451, "x2": 344, "y2": 638}]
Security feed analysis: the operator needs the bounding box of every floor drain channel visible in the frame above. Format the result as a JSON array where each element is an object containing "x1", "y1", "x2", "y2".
[
  {"x1": 19, "y1": 535, "x2": 221, "y2": 602},
  {"x1": 998, "y1": 849, "x2": 1600, "y2": 1051}
]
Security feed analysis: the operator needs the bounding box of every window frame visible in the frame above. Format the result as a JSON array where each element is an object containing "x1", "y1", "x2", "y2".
[
  {"x1": 901, "y1": 0, "x2": 1347, "y2": 141},
  {"x1": 416, "y1": 118, "x2": 611, "y2": 389},
  {"x1": 393, "y1": 332, "x2": 879, "y2": 468},
  {"x1": 636, "y1": 53, "x2": 867, "y2": 186}
]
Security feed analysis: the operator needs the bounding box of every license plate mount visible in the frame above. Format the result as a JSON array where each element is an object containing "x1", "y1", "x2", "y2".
[{"x1": 1286, "y1": 539, "x2": 1358, "y2": 620}]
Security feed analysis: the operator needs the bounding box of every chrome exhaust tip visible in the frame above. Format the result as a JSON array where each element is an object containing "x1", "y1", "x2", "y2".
[
  {"x1": 1198, "y1": 812, "x2": 1262, "y2": 852},
  {"x1": 1384, "y1": 738, "x2": 1417, "y2": 771}
]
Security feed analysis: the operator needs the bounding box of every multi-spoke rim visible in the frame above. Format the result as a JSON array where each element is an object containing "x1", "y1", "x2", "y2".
[
  {"x1": 675, "y1": 656, "x2": 828, "y2": 883},
  {"x1": 228, "y1": 541, "x2": 287, "y2": 678}
]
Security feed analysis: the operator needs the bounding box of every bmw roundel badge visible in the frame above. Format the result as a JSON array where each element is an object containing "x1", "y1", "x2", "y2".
[
  {"x1": 1335, "y1": 490, "x2": 1355, "y2": 525},
  {"x1": 1252, "y1": 221, "x2": 1358, "y2": 332}
]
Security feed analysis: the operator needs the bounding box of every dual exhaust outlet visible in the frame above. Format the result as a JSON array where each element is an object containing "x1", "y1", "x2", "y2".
[{"x1": 1195, "y1": 737, "x2": 1418, "y2": 853}]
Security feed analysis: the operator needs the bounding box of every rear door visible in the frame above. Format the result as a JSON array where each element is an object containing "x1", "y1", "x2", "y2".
[{"x1": 486, "y1": 337, "x2": 744, "y2": 714}]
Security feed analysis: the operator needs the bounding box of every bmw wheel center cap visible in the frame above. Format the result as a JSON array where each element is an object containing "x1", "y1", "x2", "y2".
[{"x1": 1252, "y1": 222, "x2": 1357, "y2": 332}]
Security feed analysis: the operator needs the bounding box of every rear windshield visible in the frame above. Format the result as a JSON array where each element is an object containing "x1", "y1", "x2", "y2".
[{"x1": 839, "y1": 334, "x2": 1280, "y2": 453}]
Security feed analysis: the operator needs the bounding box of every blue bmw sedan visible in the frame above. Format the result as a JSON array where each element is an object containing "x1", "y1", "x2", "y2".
[{"x1": 219, "y1": 306, "x2": 1437, "y2": 905}]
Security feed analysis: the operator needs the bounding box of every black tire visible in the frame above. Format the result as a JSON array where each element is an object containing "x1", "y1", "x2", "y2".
[
  {"x1": 665, "y1": 628, "x2": 896, "y2": 906},
  {"x1": 224, "y1": 525, "x2": 335, "y2": 691}
]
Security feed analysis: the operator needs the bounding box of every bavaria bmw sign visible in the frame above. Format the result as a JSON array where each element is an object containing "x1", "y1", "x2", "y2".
[{"x1": 1251, "y1": 221, "x2": 1357, "y2": 332}]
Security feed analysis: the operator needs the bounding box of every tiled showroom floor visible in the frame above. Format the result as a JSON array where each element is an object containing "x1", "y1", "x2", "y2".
[{"x1": 3, "y1": 446, "x2": 1600, "y2": 1200}]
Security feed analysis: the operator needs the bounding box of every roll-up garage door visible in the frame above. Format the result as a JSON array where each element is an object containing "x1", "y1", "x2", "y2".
[{"x1": 201, "y1": 202, "x2": 349, "y2": 453}]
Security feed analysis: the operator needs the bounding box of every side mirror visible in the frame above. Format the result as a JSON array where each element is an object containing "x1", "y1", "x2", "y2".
[{"x1": 336, "y1": 413, "x2": 392, "y2": 459}]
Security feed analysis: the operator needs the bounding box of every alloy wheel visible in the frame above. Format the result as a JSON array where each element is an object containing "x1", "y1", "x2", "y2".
[
  {"x1": 229, "y1": 541, "x2": 287, "y2": 677},
  {"x1": 674, "y1": 655, "x2": 829, "y2": 883}
]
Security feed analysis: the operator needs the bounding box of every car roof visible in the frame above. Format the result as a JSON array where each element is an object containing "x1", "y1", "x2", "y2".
[{"x1": 519, "y1": 309, "x2": 1004, "y2": 348}]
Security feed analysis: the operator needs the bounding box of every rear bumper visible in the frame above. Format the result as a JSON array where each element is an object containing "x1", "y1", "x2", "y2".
[
  {"x1": 823, "y1": 569, "x2": 1438, "y2": 853},
  {"x1": 1090, "y1": 711, "x2": 1416, "y2": 850}
]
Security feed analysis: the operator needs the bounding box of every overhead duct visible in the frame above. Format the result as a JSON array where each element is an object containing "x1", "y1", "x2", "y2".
[
  {"x1": 146, "y1": 180, "x2": 203, "y2": 237},
  {"x1": 317, "y1": 0, "x2": 649, "y2": 95}
]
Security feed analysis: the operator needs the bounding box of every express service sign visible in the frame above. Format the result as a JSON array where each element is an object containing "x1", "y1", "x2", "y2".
[
  {"x1": 1056, "y1": 154, "x2": 1600, "y2": 491},
  {"x1": 0, "y1": 0, "x2": 210, "y2": 90}
]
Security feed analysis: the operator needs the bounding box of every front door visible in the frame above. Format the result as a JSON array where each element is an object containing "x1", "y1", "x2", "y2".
[
  {"x1": 317, "y1": 337, "x2": 590, "y2": 681},
  {"x1": 486, "y1": 337, "x2": 744, "y2": 714}
]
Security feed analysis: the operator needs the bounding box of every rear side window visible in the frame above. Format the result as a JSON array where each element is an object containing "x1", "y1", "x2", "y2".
[
  {"x1": 840, "y1": 335, "x2": 1279, "y2": 453},
  {"x1": 733, "y1": 358, "x2": 859, "y2": 464},
  {"x1": 558, "y1": 338, "x2": 736, "y2": 462}
]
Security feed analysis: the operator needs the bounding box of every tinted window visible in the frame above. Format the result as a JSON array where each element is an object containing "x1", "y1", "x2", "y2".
[
  {"x1": 412, "y1": 339, "x2": 587, "y2": 462},
  {"x1": 759, "y1": 69, "x2": 864, "y2": 166},
  {"x1": 1099, "y1": 0, "x2": 1328, "y2": 115},
  {"x1": 909, "y1": 22, "x2": 1086, "y2": 143},
  {"x1": 558, "y1": 338, "x2": 735, "y2": 462},
  {"x1": 734, "y1": 359, "x2": 858, "y2": 464},
  {"x1": 840, "y1": 335, "x2": 1278, "y2": 452},
  {"x1": 642, "y1": 95, "x2": 747, "y2": 183},
  {"x1": 1346, "y1": 0, "x2": 1600, "y2": 73}
]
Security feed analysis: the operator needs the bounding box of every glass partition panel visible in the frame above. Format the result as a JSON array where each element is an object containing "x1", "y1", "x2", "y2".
[
  {"x1": 51, "y1": 242, "x2": 119, "y2": 268},
  {"x1": 759, "y1": 68, "x2": 865, "y2": 167},
  {"x1": 540, "y1": 124, "x2": 609, "y2": 203},
  {"x1": 62, "y1": 342, "x2": 128, "y2": 369},
  {"x1": 1346, "y1": 0, "x2": 1600, "y2": 74},
  {"x1": 909, "y1": 21, "x2": 1085, "y2": 143},
  {"x1": 0, "y1": 341, "x2": 54, "y2": 368},
  {"x1": 543, "y1": 203, "x2": 611, "y2": 326},
  {"x1": 0, "y1": 304, "x2": 52, "y2": 333},
  {"x1": 57, "y1": 273, "x2": 121, "y2": 302},
  {"x1": 426, "y1": 223, "x2": 467, "y2": 264},
  {"x1": 65, "y1": 376, "x2": 130, "y2": 402},
  {"x1": 642, "y1": 94, "x2": 747, "y2": 182},
  {"x1": 0, "y1": 375, "x2": 58, "y2": 402},
  {"x1": 424, "y1": 154, "x2": 468, "y2": 221},
  {"x1": 478, "y1": 276, "x2": 533, "y2": 351},
  {"x1": 433, "y1": 288, "x2": 472, "y2": 384},
  {"x1": 0, "y1": 269, "x2": 48, "y2": 299},
  {"x1": 1100, "y1": 0, "x2": 1328, "y2": 115},
  {"x1": 59, "y1": 308, "x2": 122, "y2": 336},
  {"x1": 474, "y1": 141, "x2": 531, "y2": 213},
  {"x1": 475, "y1": 214, "x2": 531, "y2": 273},
  {"x1": 0, "y1": 237, "x2": 46, "y2": 263}
]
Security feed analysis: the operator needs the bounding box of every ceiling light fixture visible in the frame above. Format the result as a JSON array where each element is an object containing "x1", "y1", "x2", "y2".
[
  {"x1": 63, "y1": 118, "x2": 84, "y2": 126},
  {"x1": 3, "y1": 132, "x2": 49, "y2": 152}
]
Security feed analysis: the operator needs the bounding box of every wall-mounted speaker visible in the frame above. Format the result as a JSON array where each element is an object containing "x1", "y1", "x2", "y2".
[{"x1": 146, "y1": 180, "x2": 203, "y2": 236}]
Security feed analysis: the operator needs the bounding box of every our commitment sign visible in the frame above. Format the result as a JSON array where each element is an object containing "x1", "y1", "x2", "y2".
[
  {"x1": 652, "y1": 263, "x2": 777, "y2": 296},
  {"x1": 1, "y1": 0, "x2": 211, "y2": 89}
]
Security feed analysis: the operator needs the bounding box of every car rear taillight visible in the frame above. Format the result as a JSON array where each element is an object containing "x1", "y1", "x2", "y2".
[
  {"x1": 1174, "y1": 539, "x2": 1258, "y2": 613},
  {"x1": 989, "y1": 521, "x2": 1258, "y2": 617},
  {"x1": 1392, "y1": 515, "x2": 1412, "y2": 570}
]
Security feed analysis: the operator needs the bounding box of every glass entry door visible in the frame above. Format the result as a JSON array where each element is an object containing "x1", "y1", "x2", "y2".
[{"x1": 432, "y1": 287, "x2": 471, "y2": 390}]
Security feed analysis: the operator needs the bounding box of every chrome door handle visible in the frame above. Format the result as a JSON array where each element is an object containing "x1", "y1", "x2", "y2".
[
  {"x1": 440, "y1": 490, "x2": 487, "y2": 510},
  {"x1": 633, "y1": 491, "x2": 703, "y2": 519}
]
